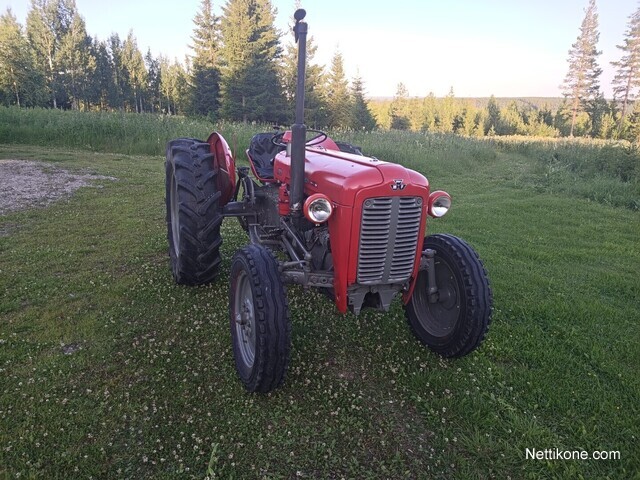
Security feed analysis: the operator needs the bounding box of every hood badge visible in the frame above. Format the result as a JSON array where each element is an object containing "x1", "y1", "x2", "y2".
[{"x1": 391, "y1": 179, "x2": 406, "y2": 191}]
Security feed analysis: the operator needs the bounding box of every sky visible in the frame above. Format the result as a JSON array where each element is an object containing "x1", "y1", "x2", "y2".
[{"x1": 2, "y1": 0, "x2": 636, "y2": 98}]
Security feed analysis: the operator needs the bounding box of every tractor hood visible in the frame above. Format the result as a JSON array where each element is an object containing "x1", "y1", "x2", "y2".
[{"x1": 273, "y1": 147, "x2": 428, "y2": 206}]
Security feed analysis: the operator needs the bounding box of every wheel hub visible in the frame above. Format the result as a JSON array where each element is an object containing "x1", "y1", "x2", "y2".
[
  {"x1": 437, "y1": 282, "x2": 458, "y2": 310},
  {"x1": 418, "y1": 258, "x2": 462, "y2": 337},
  {"x1": 234, "y1": 274, "x2": 256, "y2": 368},
  {"x1": 236, "y1": 300, "x2": 253, "y2": 339}
]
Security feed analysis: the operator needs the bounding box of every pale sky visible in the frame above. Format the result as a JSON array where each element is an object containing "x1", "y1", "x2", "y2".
[{"x1": 2, "y1": 0, "x2": 636, "y2": 98}]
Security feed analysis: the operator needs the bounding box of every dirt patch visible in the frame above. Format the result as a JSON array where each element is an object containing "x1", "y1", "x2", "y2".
[{"x1": 0, "y1": 160, "x2": 116, "y2": 216}]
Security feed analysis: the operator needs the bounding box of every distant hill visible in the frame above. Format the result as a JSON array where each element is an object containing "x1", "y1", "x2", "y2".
[
  {"x1": 464, "y1": 97, "x2": 567, "y2": 109},
  {"x1": 370, "y1": 97, "x2": 568, "y2": 110}
]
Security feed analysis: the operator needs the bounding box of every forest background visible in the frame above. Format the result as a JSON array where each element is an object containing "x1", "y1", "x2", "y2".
[{"x1": 0, "y1": 0, "x2": 639, "y2": 141}]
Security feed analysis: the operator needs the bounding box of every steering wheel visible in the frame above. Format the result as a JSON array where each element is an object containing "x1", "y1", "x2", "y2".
[
  {"x1": 271, "y1": 129, "x2": 328, "y2": 148},
  {"x1": 306, "y1": 129, "x2": 328, "y2": 146},
  {"x1": 271, "y1": 130, "x2": 287, "y2": 148}
]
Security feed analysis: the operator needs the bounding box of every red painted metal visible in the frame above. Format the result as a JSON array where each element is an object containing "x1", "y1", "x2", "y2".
[
  {"x1": 311, "y1": 136, "x2": 339, "y2": 151},
  {"x1": 274, "y1": 141, "x2": 431, "y2": 313},
  {"x1": 277, "y1": 130, "x2": 339, "y2": 151},
  {"x1": 278, "y1": 184, "x2": 290, "y2": 216},
  {"x1": 207, "y1": 132, "x2": 236, "y2": 205}
]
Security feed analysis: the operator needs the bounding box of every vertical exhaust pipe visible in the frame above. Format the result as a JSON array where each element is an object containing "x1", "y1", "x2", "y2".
[{"x1": 290, "y1": 9, "x2": 307, "y2": 222}]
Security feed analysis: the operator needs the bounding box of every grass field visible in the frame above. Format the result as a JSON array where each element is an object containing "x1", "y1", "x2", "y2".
[{"x1": 1, "y1": 110, "x2": 639, "y2": 478}]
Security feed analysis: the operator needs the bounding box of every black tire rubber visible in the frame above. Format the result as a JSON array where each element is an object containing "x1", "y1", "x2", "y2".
[
  {"x1": 165, "y1": 138, "x2": 223, "y2": 285},
  {"x1": 404, "y1": 234, "x2": 492, "y2": 358},
  {"x1": 229, "y1": 245, "x2": 291, "y2": 393}
]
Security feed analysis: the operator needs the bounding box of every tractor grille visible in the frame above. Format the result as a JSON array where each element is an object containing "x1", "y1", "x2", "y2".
[{"x1": 357, "y1": 197, "x2": 422, "y2": 285}]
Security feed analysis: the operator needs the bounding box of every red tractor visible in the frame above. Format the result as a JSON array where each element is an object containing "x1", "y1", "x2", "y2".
[{"x1": 165, "y1": 10, "x2": 492, "y2": 393}]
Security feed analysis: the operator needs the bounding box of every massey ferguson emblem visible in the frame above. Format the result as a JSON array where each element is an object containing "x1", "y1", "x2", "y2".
[{"x1": 391, "y1": 179, "x2": 406, "y2": 190}]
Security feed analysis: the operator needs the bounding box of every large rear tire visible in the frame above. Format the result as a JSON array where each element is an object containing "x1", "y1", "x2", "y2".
[
  {"x1": 229, "y1": 245, "x2": 291, "y2": 393},
  {"x1": 165, "y1": 138, "x2": 223, "y2": 285},
  {"x1": 405, "y1": 234, "x2": 492, "y2": 357}
]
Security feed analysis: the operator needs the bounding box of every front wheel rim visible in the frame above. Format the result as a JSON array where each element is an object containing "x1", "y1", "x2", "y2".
[
  {"x1": 234, "y1": 271, "x2": 256, "y2": 368},
  {"x1": 421, "y1": 257, "x2": 461, "y2": 337}
]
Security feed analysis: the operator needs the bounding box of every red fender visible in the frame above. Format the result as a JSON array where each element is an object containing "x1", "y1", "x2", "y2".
[{"x1": 207, "y1": 132, "x2": 236, "y2": 206}]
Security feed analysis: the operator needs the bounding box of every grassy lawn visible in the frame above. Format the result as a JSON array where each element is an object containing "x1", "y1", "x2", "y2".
[{"x1": 1, "y1": 136, "x2": 638, "y2": 479}]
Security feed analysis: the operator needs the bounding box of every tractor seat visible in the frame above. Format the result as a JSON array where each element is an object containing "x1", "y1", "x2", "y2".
[{"x1": 247, "y1": 133, "x2": 284, "y2": 180}]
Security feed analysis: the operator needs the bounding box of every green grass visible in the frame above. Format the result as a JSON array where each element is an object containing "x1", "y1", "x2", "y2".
[
  {"x1": 0, "y1": 106, "x2": 258, "y2": 157},
  {"x1": 1, "y1": 127, "x2": 639, "y2": 478},
  {"x1": 1, "y1": 107, "x2": 638, "y2": 212}
]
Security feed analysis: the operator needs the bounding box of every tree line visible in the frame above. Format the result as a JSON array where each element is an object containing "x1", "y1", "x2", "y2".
[
  {"x1": 0, "y1": 0, "x2": 638, "y2": 141},
  {"x1": 560, "y1": 0, "x2": 639, "y2": 141},
  {"x1": 368, "y1": 87, "x2": 635, "y2": 141},
  {"x1": 0, "y1": 0, "x2": 376, "y2": 130},
  {"x1": 371, "y1": 1, "x2": 639, "y2": 142},
  {"x1": 0, "y1": 0, "x2": 191, "y2": 115}
]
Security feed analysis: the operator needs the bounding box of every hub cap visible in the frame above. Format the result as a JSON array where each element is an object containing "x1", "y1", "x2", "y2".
[
  {"x1": 234, "y1": 271, "x2": 256, "y2": 367},
  {"x1": 421, "y1": 257, "x2": 461, "y2": 337}
]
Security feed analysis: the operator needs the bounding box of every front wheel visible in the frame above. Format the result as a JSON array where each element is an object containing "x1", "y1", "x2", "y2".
[
  {"x1": 229, "y1": 245, "x2": 291, "y2": 393},
  {"x1": 404, "y1": 234, "x2": 492, "y2": 357}
]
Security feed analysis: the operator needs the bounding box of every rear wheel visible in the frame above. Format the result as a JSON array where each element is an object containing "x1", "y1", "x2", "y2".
[
  {"x1": 229, "y1": 245, "x2": 291, "y2": 393},
  {"x1": 165, "y1": 138, "x2": 223, "y2": 285},
  {"x1": 405, "y1": 234, "x2": 492, "y2": 357}
]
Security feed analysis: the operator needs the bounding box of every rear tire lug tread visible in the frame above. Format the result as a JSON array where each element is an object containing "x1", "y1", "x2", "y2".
[{"x1": 165, "y1": 138, "x2": 223, "y2": 286}]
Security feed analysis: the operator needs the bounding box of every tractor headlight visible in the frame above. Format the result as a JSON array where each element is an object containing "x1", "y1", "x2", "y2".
[
  {"x1": 304, "y1": 194, "x2": 333, "y2": 223},
  {"x1": 428, "y1": 191, "x2": 451, "y2": 218}
]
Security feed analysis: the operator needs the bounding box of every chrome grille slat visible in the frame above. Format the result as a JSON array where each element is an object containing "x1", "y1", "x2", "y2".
[{"x1": 357, "y1": 196, "x2": 422, "y2": 285}]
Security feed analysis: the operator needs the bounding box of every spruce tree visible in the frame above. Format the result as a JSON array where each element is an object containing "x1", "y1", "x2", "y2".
[
  {"x1": 281, "y1": 36, "x2": 327, "y2": 126},
  {"x1": 0, "y1": 9, "x2": 45, "y2": 106},
  {"x1": 457, "y1": 102, "x2": 479, "y2": 136},
  {"x1": 561, "y1": 0, "x2": 602, "y2": 136},
  {"x1": 421, "y1": 92, "x2": 437, "y2": 132},
  {"x1": 160, "y1": 57, "x2": 189, "y2": 115},
  {"x1": 389, "y1": 82, "x2": 410, "y2": 130},
  {"x1": 88, "y1": 38, "x2": 116, "y2": 110},
  {"x1": 58, "y1": 10, "x2": 94, "y2": 109},
  {"x1": 325, "y1": 50, "x2": 352, "y2": 128},
  {"x1": 585, "y1": 93, "x2": 613, "y2": 138},
  {"x1": 158, "y1": 55, "x2": 171, "y2": 113},
  {"x1": 499, "y1": 101, "x2": 524, "y2": 135},
  {"x1": 611, "y1": 6, "x2": 640, "y2": 124},
  {"x1": 190, "y1": 0, "x2": 220, "y2": 118},
  {"x1": 437, "y1": 87, "x2": 457, "y2": 133},
  {"x1": 350, "y1": 74, "x2": 376, "y2": 131},
  {"x1": 145, "y1": 49, "x2": 161, "y2": 113},
  {"x1": 108, "y1": 34, "x2": 126, "y2": 109},
  {"x1": 26, "y1": 0, "x2": 76, "y2": 108},
  {"x1": 485, "y1": 95, "x2": 500, "y2": 135},
  {"x1": 219, "y1": 0, "x2": 283, "y2": 123},
  {"x1": 626, "y1": 101, "x2": 640, "y2": 142},
  {"x1": 121, "y1": 31, "x2": 147, "y2": 112}
]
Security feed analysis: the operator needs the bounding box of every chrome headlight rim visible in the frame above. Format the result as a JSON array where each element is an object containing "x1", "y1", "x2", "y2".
[
  {"x1": 428, "y1": 191, "x2": 451, "y2": 218},
  {"x1": 304, "y1": 193, "x2": 333, "y2": 224}
]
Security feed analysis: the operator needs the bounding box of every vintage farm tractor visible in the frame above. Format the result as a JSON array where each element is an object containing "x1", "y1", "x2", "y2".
[{"x1": 164, "y1": 10, "x2": 492, "y2": 393}]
